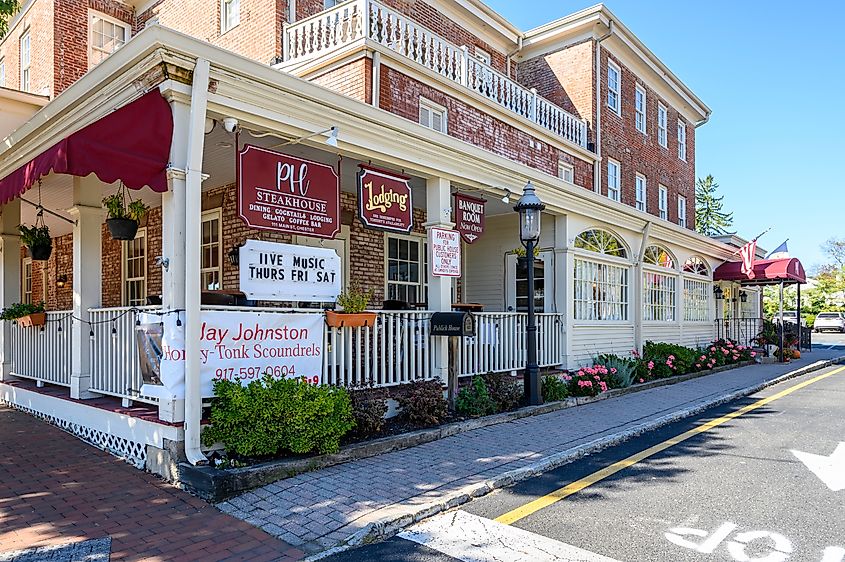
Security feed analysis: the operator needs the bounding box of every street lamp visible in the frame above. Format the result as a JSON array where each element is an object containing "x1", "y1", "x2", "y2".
[{"x1": 514, "y1": 181, "x2": 545, "y2": 406}]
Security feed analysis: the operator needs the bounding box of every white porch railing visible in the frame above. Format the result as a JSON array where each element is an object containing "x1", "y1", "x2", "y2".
[
  {"x1": 459, "y1": 313, "x2": 566, "y2": 377},
  {"x1": 10, "y1": 311, "x2": 73, "y2": 386},
  {"x1": 89, "y1": 306, "x2": 159, "y2": 405},
  {"x1": 282, "y1": 0, "x2": 589, "y2": 148}
]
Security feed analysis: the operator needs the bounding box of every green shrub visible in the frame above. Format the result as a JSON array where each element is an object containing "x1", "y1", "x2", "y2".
[
  {"x1": 397, "y1": 378, "x2": 448, "y2": 427},
  {"x1": 456, "y1": 376, "x2": 498, "y2": 418},
  {"x1": 593, "y1": 353, "x2": 639, "y2": 388},
  {"x1": 336, "y1": 283, "x2": 374, "y2": 313},
  {"x1": 641, "y1": 341, "x2": 697, "y2": 378},
  {"x1": 348, "y1": 384, "x2": 389, "y2": 440},
  {"x1": 483, "y1": 373, "x2": 522, "y2": 412},
  {"x1": 0, "y1": 301, "x2": 45, "y2": 321},
  {"x1": 201, "y1": 375, "x2": 355, "y2": 458},
  {"x1": 542, "y1": 374, "x2": 569, "y2": 402}
]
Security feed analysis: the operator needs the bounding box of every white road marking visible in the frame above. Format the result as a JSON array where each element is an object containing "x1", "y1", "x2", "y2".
[
  {"x1": 791, "y1": 442, "x2": 845, "y2": 492},
  {"x1": 399, "y1": 510, "x2": 621, "y2": 562},
  {"x1": 726, "y1": 530, "x2": 793, "y2": 562},
  {"x1": 822, "y1": 547, "x2": 845, "y2": 562}
]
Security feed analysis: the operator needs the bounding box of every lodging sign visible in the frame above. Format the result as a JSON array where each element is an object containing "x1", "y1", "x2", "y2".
[
  {"x1": 238, "y1": 144, "x2": 340, "y2": 239},
  {"x1": 429, "y1": 227, "x2": 461, "y2": 277},
  {"x1": 454, "y1": 193, "x2": 485, "y2": 244},
  {"x1": 239, "y1": 240, "x2": 341, "y2": 302},
  {"x1": 356, "y1": 164, "x2": 413, "y2": 233}
]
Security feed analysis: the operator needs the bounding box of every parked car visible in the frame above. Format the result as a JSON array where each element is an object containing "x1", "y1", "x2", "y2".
[
  {"x1": 772, "y1": 311, "x2": 806, "y2": 326},
  {"x1": 814, "y1": 312, "x2": 845, "y2": 333}
]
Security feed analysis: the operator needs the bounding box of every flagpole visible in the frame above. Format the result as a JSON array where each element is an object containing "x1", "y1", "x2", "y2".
[{"x1": 728, "y1": 227, "x2": 771, "y2": 257}]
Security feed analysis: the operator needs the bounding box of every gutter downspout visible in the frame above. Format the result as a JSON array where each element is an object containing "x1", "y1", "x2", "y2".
[
  {"x1": 593, "y1": 20, "x2": 613, "y2": 194},
  {"x1": 184, "y1": 58, "x2": 211, "y2": 466},
  {"x1": 634, "y1": 220, "x2": 652, "y2": 354},
  {"x1": 506, "y1": 34, "x2": 524, "y2": 79}
]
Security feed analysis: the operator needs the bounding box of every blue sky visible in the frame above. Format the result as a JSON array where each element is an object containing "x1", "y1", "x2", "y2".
[{"x1": 486, "y1": 0, "x2": 845, "y2": 271}]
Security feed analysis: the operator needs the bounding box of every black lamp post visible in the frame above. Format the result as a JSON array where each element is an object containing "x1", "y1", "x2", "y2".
[{"x1": 514, "y1": 181, "x2": 545, "y2": 406}]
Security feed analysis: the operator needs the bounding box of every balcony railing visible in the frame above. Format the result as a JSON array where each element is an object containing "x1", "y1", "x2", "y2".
[{"x1": 282, "y1": 0, "x2": 589, "y2": 148}]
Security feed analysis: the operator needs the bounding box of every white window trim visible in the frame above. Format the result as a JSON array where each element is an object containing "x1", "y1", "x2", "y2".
[
  {"x1": 635, "y1": 84, "x2": 646, "y2": 134},
  {"x1": 88, "y1": 10, "x2": 131, "y2": 69},
  {"x1": 20, "y1": 29, "x2": 30, "y2": 92},
  {"x1": 642, "y1": 268, "x2": 676, "y2": 322},
  {"x1": 419, "y1": 98, "x2": 448, "y2": 133},
  {"x1": 607, "y1": 158, "x2": 621, "y2": 202},
  {"x1": 384, "y1": 232, "x2": 428, "y2": 304},
  {"x1": 657, "y1": 103, "x2": 668, "y2": 148},
  {"x1": 22, "y1": 257, "x2": 32, "y2": 304},
  {"x1": 472, "y1": 47, "x2": 491, "y2": 65},
  {"x1": 678, "y1": 195, "x2": 687, "y2": 228},
  {"x1": 683, "y1": 277, "x2": 711, "y2": 322},
  {"x1": 607, "y1": 60, "x2": 621, "y2": 115},
  {"x1": 201, "y1": 208, "x2": 223, "y2": 291},
  {"x1": 0, "y1": 57, "x2": 5, "y2": 88},
  {"x1": 658, "y1": 185, "x2": 668, "y2": 220},
  {"x1": 677, "y1": 121, "x2": 687, "y2": 161},
  {"x1": 122, "y1": 228, "x2": 147, "y2": 307},
  {"x1": 558, "y1": 159, "x2": 574, "y2": 184},
  {"x1": 635, "y1": 174, "x2": 647, "y2": 212},
  {"x1": 573, "y1": 255, "x2": 630, "y2": 323},
  {"x1": 221, "y1": 0, "x2": 241, "y2": 33}
]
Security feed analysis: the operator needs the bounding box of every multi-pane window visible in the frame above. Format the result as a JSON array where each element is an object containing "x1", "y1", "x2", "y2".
[
  {"x1": 643, "y1": 245, "x2": 676, "y2": 322},
  {"x1": 677, "y1": 121, "x2": 687, "y2": 160},
  {"x1": 89, "y1": 12, "x2": 130, "y2": 68},
  {"x1": 22, "y1": 258, "x2": 32, "y2": 304},
  {"x1": 20, "y1": 30, "x2": 30, "y2": 92},
  {"x1": 574, "y1": 229, "x2": 628, "y2": 258},
  {"x1": 473, "y1": 47, "x2": 491, "y2": 65},
  {"x1": 684, "y1": 279, "x2": 710, "y2": 322},
  {"x1": 123, "y1": 228, "x2": 147, "y2": 307},
  {"x1": 607, "y1": 159, "x2": 620, "y2": 202},
  {"x1": 683, "y1": 256, "x2": 709, "y2": 276},
  {"x1": 323, "y1": 0, "x2": 341, "y2": 8},
  {"x1": 221, "y1": 0, "x2": 240, "y2": 33},
  {"x1": 658, "y1": 185, "x2": 668, "y2": 220},
  {"x1": 635, "y1": 174, "x2": 646, "y2": 211},
  {"x1": 607, "y1": 61, "x2": 620, "y2": 114},
  {"x1": 515, "y1": 255, "x2": 545, "y2": 313},
  {"x1": 635, "y1": 84, "x2": 646, "y2": 133},
  {"x1": 574, "y1": 259, "x2": 629, "y2": 321},
  {"x1": 558, "y1": 159, "x2": 574, "y2": 183},
  {"x1": 419, "y1": 99, "x2": 447, "y2": 133},
  {"x1": 0, "y1": 58, "x2": 5, "y2": 87},
  {"x1": 657, "y1": 103, "x2": 668, "y2": 147},
  {"x1": 678, "y1": 195, "x2": 687, "y2": 228},
  {"x1": 386, "y1": 236, "x2": 427, "y2": 305},
  {"x1": 201, "y1": 209, "x2": 222, "y2": 291}
]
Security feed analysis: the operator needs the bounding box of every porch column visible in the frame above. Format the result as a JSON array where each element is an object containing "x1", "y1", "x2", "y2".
[
  {"x1": 0, "y1": 199, "x2": 21, "y2": 381},
  {"x1": 553, "y1": 214, "x2": 570, "y2": 369},
  {"x1": 633, "y1": 222, "x2": 652, "y2": 354},
  {"x1": 69, "y1": 175, "x2": 104, "y2": 399},
  {"x1": 425, "y1": 176, "x2": 454, "y2": 380}
]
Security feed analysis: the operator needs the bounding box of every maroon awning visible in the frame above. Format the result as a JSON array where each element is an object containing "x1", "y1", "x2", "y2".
[
  {"x1": 713, "y1": 258, "x2": 806, "y2": 285},
  {"x1": 0, "y1": 90, "x2": 173, "y2": 205}
]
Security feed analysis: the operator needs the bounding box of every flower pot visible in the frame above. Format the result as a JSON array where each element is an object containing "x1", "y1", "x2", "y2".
[
  {"x1": 17, "y1": 313, "x2": 46, "y2": 328},
  {"x1": 106, "y1": 218, "x2": 140, "y2": 241},
  {"x1": 325, "y1": 311, "x2": 377, "y2": 328},
  {"x1": 28, "y1": 242, "x2": 52, "y2": 261}
]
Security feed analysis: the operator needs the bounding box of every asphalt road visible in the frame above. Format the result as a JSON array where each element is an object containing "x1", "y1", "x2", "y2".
[{"x1": 323, "y1": 360, "x2": 845, "y2": 562}]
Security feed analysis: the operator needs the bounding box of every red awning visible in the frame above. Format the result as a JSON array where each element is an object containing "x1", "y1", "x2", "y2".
[
  {"x1": 0, "y1": 90, "x2": 173, "y2": 205},
  {"x1": 713, "y1": 258, "x2": 806, "y2": 285}
]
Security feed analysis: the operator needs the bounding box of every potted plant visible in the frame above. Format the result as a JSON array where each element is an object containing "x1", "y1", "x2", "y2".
[
  {"x1": 103, "y1": 190, "x2": 149, "y2": 241},
  {"x1": 326, "y1": 284, "x2": 377, "y2": 328},
  {"x1": 0, "y1": 301, "x2": 47, "y2": 327},
  {"x1": 19, "y1": 223, "x2": 52, "y2": 261}
]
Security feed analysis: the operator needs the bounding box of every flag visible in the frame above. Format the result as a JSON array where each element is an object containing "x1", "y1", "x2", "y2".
[
  {"x1": 739, "y1": 239, "x2": 757, "y2": 279},
  {"x1": 766, "y1": 240, "x2": 789, "y2": 260}
]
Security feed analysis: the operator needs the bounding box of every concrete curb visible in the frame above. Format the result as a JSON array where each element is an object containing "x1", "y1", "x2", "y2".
[{"x1": 305, "y1": 355, "x2": 845, "y2": 561}]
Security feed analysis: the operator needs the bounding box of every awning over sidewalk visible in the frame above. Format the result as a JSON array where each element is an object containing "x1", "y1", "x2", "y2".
[
  {"x1": 713, "y1": 258, "x2": 806, "y2": 285},
  {"x1": 0, "y1": 90, "x2": 173, "y2": 205}
]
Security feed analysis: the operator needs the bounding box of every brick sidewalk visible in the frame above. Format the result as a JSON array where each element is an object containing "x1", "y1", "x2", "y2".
[
  {"x1": 216, "y1": 350, "x2": 844, "y2": 554},
  {"x1": 0, "y1": 407, "x2": 302, "y2": 562}
]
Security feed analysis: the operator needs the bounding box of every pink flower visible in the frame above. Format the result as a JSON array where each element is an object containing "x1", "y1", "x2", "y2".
[
  {"x1": 594, "y1": 375, "x2": 601, "y2": 380},
  {"x1": 578, "y1": 371, "x2": 584, "y2": 377},
  {"x1": 696, "y1": 363, "x2": 701, "y2": 368},
  {"x1": 668, "y1": 355, "x2": 675, "y2": 360},
  {"x1": 750, "y1": 352, "x2": 757, "y2": 357},
  {"x1": 599, "y1": 382, "x2": 608, "y2": 392},
  {"x1": 700, "y1": 355, "x2": 707, "y2": 361},
  {"x1": 564, "y1": 375, "x2": 572, "y2": 381},
  {"x1": 610, "y1": 368, "x2": 617, "y2": 374},
  {"x1": 647, "y1": 361, "x2": 654, "y2": 370},
  {"x1": 638, "y1": 378, "x2": 644, "y2": 383},
  {"x1": 710, "y1": 347, "x2": 716, "y2": 352}
]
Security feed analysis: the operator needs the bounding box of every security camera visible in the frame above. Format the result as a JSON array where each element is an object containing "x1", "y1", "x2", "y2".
[{"x1": 222, "y1": 117, "x2": 239, "y2": 133}]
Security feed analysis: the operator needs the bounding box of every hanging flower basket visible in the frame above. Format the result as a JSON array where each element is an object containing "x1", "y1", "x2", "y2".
[
  {"x1": 28, "y1": 241, "x2": 53, "y2": 261},
  {"x1": 19, "y1": 223, "x2": 52, "y2": 262},
  {"x1": 325, "y1": 311, "x2": 377, "y2": 328},
  {"x1": 17, "y1": 313, "x2": 46, "y2": 328},
  {"x1": 106, "y1": 218, "x2": 140, "y2": 241}
]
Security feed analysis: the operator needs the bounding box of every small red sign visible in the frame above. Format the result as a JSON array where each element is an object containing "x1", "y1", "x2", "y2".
[
  {"x1": 454, "y1": 193, "x2": 485, "y2": 244},
  {"x1": 357, "y1": 164, "x2": 413, "y2": 233},
  {"x1": 238, "y1": 145, "x2": 340, "y2": 239}
]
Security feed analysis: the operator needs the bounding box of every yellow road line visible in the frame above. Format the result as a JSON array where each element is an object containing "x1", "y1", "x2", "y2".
[{"x1": 495, "y1": 365, "x2": 845, "y2": 526}]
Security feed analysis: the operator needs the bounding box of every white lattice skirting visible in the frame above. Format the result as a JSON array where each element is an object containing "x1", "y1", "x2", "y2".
[{"x1": 1, "y1": 383, "x2": 183, "y2": 471}]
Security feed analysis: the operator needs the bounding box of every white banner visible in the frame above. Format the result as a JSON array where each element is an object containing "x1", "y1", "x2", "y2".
[
  {"x1": 239, "y1": 240, "x2": 341, "y2": 302},
  {"x1": 139, "y1": 310, "x2": 325, "y2": 399}
]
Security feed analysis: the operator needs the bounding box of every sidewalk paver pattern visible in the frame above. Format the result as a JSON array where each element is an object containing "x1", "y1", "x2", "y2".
[
  {"x1": 0, "y1": 406, "x2": 302, "y2": 562},
  {"x1": 216, "y1": 351, "x2": 843, "y2": 553}
]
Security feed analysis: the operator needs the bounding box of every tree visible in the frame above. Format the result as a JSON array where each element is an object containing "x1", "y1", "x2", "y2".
[
  {"x1": 0, "y1": 1, "x2": 19, "y2": 39},
  {"x1": 695, "y1": 175, "x2": 734, "y2": 237},
  {"x1": 821, "y1": 237, "x2": 845, "y2": 269}
]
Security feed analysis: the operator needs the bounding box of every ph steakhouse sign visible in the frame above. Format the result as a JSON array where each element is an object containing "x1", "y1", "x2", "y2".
[
  {"x1": 238, "y1": 144, "x2": 340, "y2": 239},
  {"x1": 357, "y1": 164, "x2": 413, "y2": 233},
  {"x1": 454, "y1": 193, "x2": 485, "y2": 243},
  {"x1": 239, "y1": 240, "x2": 340, "y2": 303}
]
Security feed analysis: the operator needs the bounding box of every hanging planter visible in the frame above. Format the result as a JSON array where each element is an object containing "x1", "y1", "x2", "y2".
[
  {"x1": 326, "y1": 284, "x2": 377, "y2": 328},
  {"x1": 103, "y1": 184, "x2": 149, "y2": 241},
  {"x1": 19, "y1": 223, "x2": 52, "y2": 261}
]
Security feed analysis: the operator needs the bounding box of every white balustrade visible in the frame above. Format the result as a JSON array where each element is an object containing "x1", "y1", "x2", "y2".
[
  {"x1": 283, "y1": 0, "x2": 589, "y2": 148},
  {"x1": 10, "y1": 311, "x2": 73, "y2": 386}
]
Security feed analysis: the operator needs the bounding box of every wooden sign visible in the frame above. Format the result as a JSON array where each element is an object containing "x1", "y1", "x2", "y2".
[
  {"x1": 454, "y1": 193, "x2": 485, "y2": 244},
  {"x1": 238, "y1": 145, "x2": 340, "y2": 239},
  {"x1": 357, "y1": 164, "x2": 413, "y2": 233}
]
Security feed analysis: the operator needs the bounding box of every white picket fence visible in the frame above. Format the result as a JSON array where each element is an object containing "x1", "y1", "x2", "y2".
[
  {"x1": 282, "y1": 0, "x2": 588, "y2": 148},
  {"x1": 10, "y1": 311, "x2": 73, "y2": 386}
]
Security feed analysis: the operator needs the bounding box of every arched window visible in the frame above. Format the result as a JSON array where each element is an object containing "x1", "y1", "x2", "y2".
[
  {"x1": 642, "y1": 246, "x2": 676, "y2": 321},
  {"x1": 574, "y1": 229, "x2": 627, "y2": 258},
  {"x1": 643, "y1": 245, "x2": 675, "y2": 269},
  {"x1": 683, "y1": 256, "x2": 709, "y2": 276}
]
